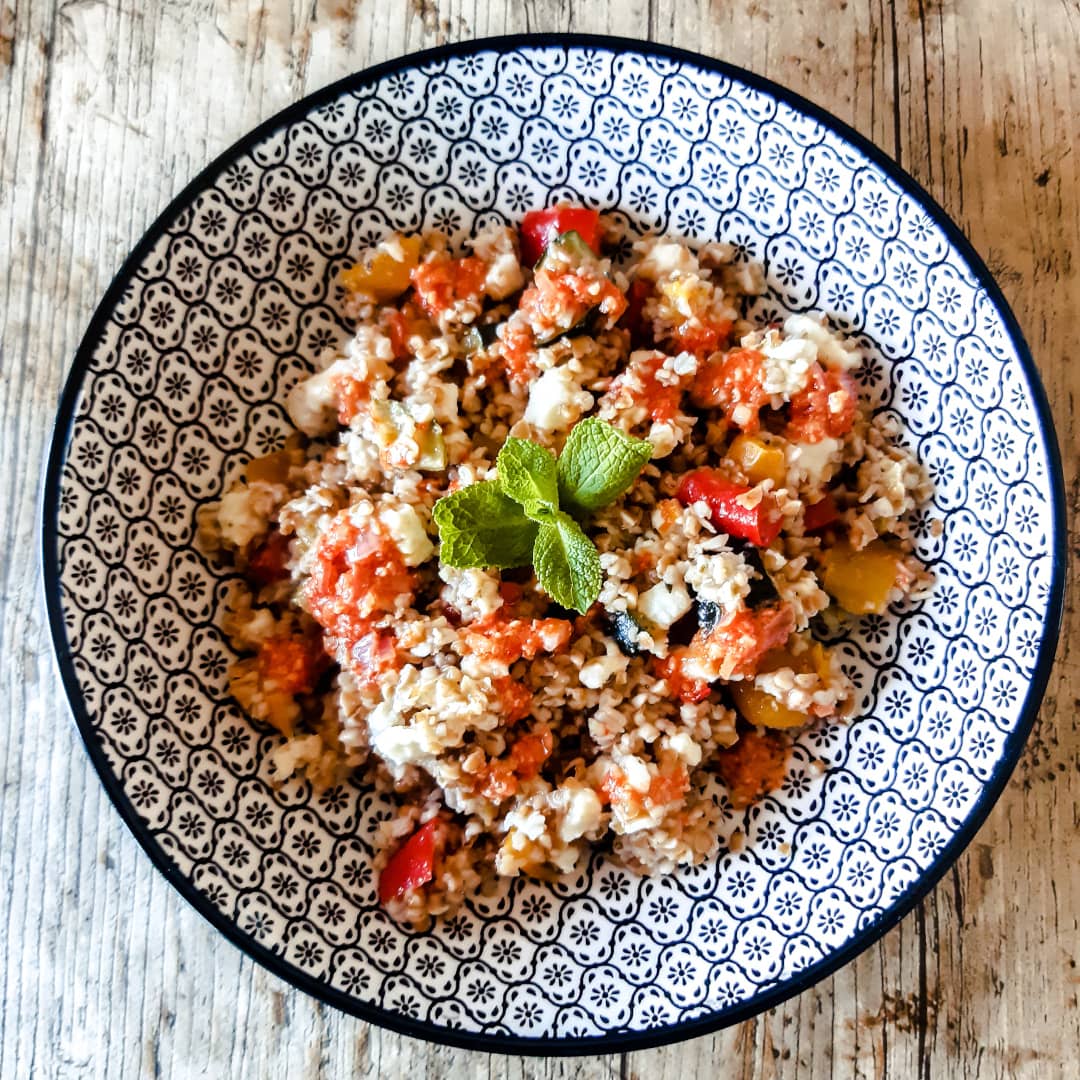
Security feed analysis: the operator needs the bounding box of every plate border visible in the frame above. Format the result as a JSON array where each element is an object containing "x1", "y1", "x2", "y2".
[{"x1": 39, "y1": 33, "x2": 1067, "y2": 1056}]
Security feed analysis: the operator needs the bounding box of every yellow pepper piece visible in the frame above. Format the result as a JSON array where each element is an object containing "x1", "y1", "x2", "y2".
[
  {"x1": 244, "y1": 448, "x2": 305, "y2": 485},
  {"x1": 729, "y1": 639, "x2": 831, "y2": 730},
  {"x1": 820, "y1": 540, "x2": 903, "y2": 615},
  {"x1": 730, "y1": 682, "x2": 809, "y2": 729},
  {"x1": 340, "y1": 234, "x2": 422, "y2": 301},
  {"x1": 726, "y1": 433, "x2": 787, "y2": 486}
]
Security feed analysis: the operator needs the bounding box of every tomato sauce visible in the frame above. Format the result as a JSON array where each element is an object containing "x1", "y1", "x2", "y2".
[
  {"x1": 411, "y1": 256, "x2": 487, "y2": 319},
  {"x1": 463, "y1": 615, "x2": 573, "y2": 665},
  {"x1": 302, "y1": 512, "x2": 412, "y2": 685},
  {"x1": 257, "y1": 634, "x2": 326, "y2": 696},
  {"x1": 715, "y1": 729, "x2": 790, "y2": 808},
  {"x1": 331, "y1": 372, "x2": 371, "y2": 424},
  {"x1": 497, "y1": 318, "x2": 539, "y2": 386},
  {"x1": 668, "y1": 316, "x2": 733, "y2": 358},
  {"x1": 786, "y1": 363, "x2": 857, "y2": 442},
  {"x1": 690, "y1": 347, "x2": 768, "y2": 431}
]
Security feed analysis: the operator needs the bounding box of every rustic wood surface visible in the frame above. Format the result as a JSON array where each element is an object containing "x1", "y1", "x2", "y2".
[{"x1": 1, "y1": 0, "x2": 1076, "y2": 1076}]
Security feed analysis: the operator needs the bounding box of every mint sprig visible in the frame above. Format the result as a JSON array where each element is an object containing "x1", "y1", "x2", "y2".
[
  {"x1": 557, "y1": 417, "x2": 655, "y2": 518},
  {"x1": 533, "y1": 512, "x2": 603, "y2": 613},
  {"x1": 496, "y1": 437, "x2": 559, "y2": 510},
  {"x1": 431, "y1": 481, "x2": 537, "y2": 569},
  {"x1": 433, "y1": 417, "x2": 652, "y2": 613}
]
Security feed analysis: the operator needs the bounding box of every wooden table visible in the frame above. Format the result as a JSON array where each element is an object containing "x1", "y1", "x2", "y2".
[{"x1": 2, "y1": 2, "x2": 1076, "y2": 1076}]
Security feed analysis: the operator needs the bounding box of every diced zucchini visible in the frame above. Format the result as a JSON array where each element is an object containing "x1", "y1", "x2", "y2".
[
  {"x1": 463, "y1": 322, "x2": 501, "y2": 354},
  {"x1": 535, "y1": 230, "x2": 601, "y2": 272},
  {"x1": 370, "y1": 400, "x2": 447, "y2": 471}
]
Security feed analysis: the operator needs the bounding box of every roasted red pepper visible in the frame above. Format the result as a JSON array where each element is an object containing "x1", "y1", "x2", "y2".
[
  {"x1": 519, "y1": 206, "x2": 601, "y2": 267},
  {"x1": 803, "y1": 492, "x2": 839, "y2": 533},
  {"x1": 676, "y1": 469, "x2": 783, "y2": 547},
  {"x1": 378, "y1": 819, "x2": 438, "y2": 904},
  {"x1": 619, "y1": 277, "x2": 654, "y2": 347},
  {"x1": 247, "y1": 530, "x2": 291, "y2": 586}
]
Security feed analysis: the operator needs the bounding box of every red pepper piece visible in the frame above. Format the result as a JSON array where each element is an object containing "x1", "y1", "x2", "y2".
[
  {"x1": 519, "y1": 207, "x2": 601, "y2": 266},
  {"x1": 247, "y1": 530, "x2": 291, "y2": 586},
  {"x1": 803, "y1": 492, "x2": 839, "y2": 533},
  {"x1": 676, "y1": 469, "x2": 783, "y2": 547},
  {"x1": 378, "y1": 819, "x2": 438, "y2": 904},
  {"x1": 619, "y1": 277, "x2": 654, "y2": 347}
]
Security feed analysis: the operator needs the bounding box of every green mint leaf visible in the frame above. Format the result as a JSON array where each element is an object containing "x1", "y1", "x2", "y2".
[
  {"x1": 523, "y1": 500, "x2": 559, "y2": 524},
  {"x1": 433, "y1": 481, "x2": 538, "y2": 568},
  {"x1": 496, "y1": 437, "x2": 559, "y2": 510},
  {"x1": 557, "y1": 417, "x2": 653, "y2": 518},
  {"x1": 533, "y1": 511, "x2": 602, "y2": 614}
]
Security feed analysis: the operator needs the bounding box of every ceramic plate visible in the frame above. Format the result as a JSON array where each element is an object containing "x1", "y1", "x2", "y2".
[{"x1": 41, "y1": 36, "x2": 1065, "y2": 1053}]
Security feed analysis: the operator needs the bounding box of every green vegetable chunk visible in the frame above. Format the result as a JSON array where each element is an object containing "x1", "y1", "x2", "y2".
[
  {"x1": 557, "y1": 417, "x2": 653, "y2": 518},
  {"x1": 533, "y1": 511, "x2": 603, "y2": 614},
  {"x1": 432, "y1": 480, "x2": 537, "y2": 569}
]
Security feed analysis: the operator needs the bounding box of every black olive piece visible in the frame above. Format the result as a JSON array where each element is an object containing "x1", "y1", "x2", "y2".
[
  {"x1": 695, "y1": 598, "x2": 721, "y2": 635},
  {"x1": 607, "y1": 609, "x2": 643, "y2": 657},
  {"x1": 726, "y1": 537, "x2": 781, "y2": 607},
  {"x1": 545, "y1": 601, "x2": 578, "y2": 621},
  {"x1": 668, "y1": 607, "x2": 699, "y2": 647}
]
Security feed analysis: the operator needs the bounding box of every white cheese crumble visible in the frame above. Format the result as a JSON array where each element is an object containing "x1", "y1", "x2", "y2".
[
  {"x1": 636, "y1": 581, "x2": 693, "y2": 629},
  {"x1": 377, "y1": 504, "x2": 434, "y2": 567},
  {"x1": 782, "y1": 313, "x2": 862, "y2": 371},
  {"x1": 523, "y1": 365, "x2": 594, "y2": 432}
]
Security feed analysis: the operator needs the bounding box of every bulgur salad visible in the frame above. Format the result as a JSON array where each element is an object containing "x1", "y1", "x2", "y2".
[{"x1": 202, "y1": 205, "x2": 933, "y2": 926}]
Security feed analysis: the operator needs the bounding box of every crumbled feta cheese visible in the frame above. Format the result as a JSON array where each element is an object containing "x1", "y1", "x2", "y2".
[
  {"x1": 759, "y1": 331, "x2": 817, "y2": 397},
  {"x1": 580, "y1": 651, "x2": 630, "y2": 689},
  {"x1": 378, "y1": 504, "x2": 434, "y2": 566},
  {"x1": 637, "y1": 581, "x2": 693, "y2": 629},
  {"x1": 216, "y1": 482, "x2": 284, "y2": 548},
  {"x1": 665, "y1": 731, "x2": 703, "y2": 767},
  {"x1": 633, "y1": 240, "x2": 700, "y2": 281},
  {"x1": 523, "y1": 365, "x2": 594, "y2": 432},
  {"x1": 789, "y1": 437, "x2": 842, "y2": 491},
  {"x1": 621, "y1": 754, "x2": 652, "y2": 794},
  {"x1": 286, "y1": 368, "x2": 338, "y2": 436},
  {"x1": 783, "y1": 313, "x2": 861, "y2": 371},
  {"x1": 558, "y1": 786, "x2": 603, "y2": 842}
]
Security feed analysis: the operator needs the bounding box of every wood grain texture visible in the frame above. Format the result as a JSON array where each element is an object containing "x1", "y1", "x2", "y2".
[{"x1": 1, "y1": 0, "x2": 1076, "y2": 1076}]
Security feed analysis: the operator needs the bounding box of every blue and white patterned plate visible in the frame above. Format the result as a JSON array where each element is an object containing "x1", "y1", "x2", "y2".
[{"x1": 41, "y1": 36, "x2": 1065, "y2": 1053}]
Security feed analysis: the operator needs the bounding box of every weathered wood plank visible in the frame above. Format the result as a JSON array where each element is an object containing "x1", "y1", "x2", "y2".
[{"x1": 0, "y1": 0, "x2": 1076, "y2": 1077}]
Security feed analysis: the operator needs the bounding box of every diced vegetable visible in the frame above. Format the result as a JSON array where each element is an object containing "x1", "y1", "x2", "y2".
[
  {"x1": 726, "y1": 434, "x2": 786, "y2": 487},
  {"x1": 819, "y1": 539, "x2": 904, "y2": 614},
  {"x1": 341, "y1": 235, "x2": 423, "y2": 301},
  {"x1": 463, "y1": 322, "x2": 501, "y2": 354},
  {"x1": 729, "y1": 538, "x2": 781, "y2": 607},
  {"x1": 695, "y1": 598, "x2": 720, "y2": 635},
  {"x1": 519, "y1": 207, "x2": 601, "y2": 267},
  {"x1": 378, "y1": 819, "x2": 438, "y2": 904},
  {"x1": 676, "y1": 469, "x2": 782, "y2": 547},
  {"x1": 803, "y1": 492, "x2": 839, "y2": 533},
  {"x1": 370, "y1": 401, "x2": 447, "y2": 471},
  {"x1": 535, "y1": 229, "x2": 601, "y2": 273},
  {"x1": 607, "y1": 609, "x2": 645, "y2": 657},
  {"x1": 245, "y1": 448, "x2": 304, "y2": 485},
  {"x1": 730, "y1": 641, "x2": 832, "y2": 729},
  {"x1": 247, "y1": 530, "x2": 291, "y2": 585},
  {"x1": 620, "y1": 277, "x2": 654, "y2": 347},
  {"x1": 256, "y1": 634, "x2": 327, "y2": 696},
  {"x1": 411, "y1": 256, "x2": 488, "y2": 319},
  {"x1": 730, "y1": 681, "x2": 808, "y2": 729}
]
